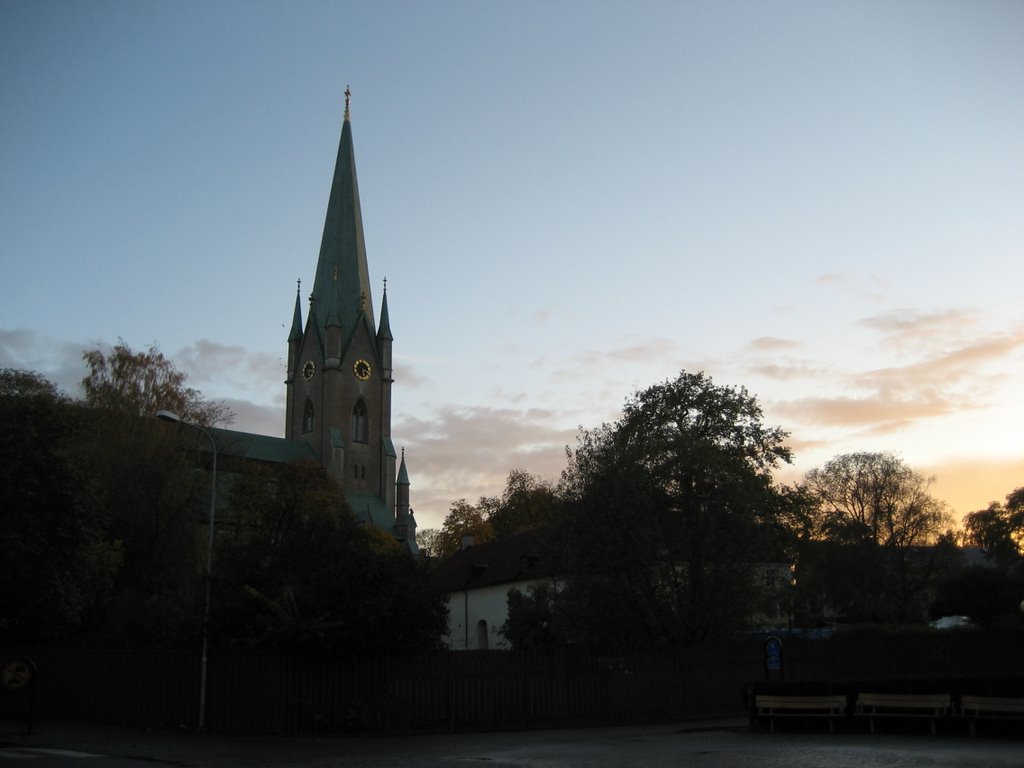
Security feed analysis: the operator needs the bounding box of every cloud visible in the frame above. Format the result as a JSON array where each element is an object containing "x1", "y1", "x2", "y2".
[
  {"x1": 856, "y1": 331, "x2": 1024, "y2": 400},
  {"x1": 813, "y1": 272, "x2": 888, "y2": 302},
  {"x1": 747, "y1": 337, "x2": 802, "y2": 352},
  {"x1": 393, "y1": 360, "x2": 427, "y2": 388},
  {"x1": 533, "y1": 309, "x2": 554, "y2": 324},
  {"x1": 815, "y1": 273, "x2": 851, "y2": 287},
  {"x1": 562, "y1": 337, "x2": 683, "y2": 373},
  {"x1": 774, "y1": 392, "x2": 957, "y2": 432},
  {"x1": 394, "y1": 404, "x2": 577, "y2": 528},
  {"x1": 773, "y1": 329, "x2": 1024, "y2": 434},
  {"x1": 860, "y1": 308, "x2": 980, "y2": 352},
  {"x1": 219, "y1": 398, "x2": 285, "y2": 437},
  {"x1": 173, "y1": 339, "x2": 283, "y2": 399},
  {"x1": 747, "y1": 362, "x2": 830, "y2": 381},
  {"x1": 0, "y1": 328, "x2": 90, "y2": 396},
  {"x1": 861, "y1": 308, "x2": 975, "y2": 336},
  {"x1": 739, "y1": 337, "x2": 830, "y2": 384}
]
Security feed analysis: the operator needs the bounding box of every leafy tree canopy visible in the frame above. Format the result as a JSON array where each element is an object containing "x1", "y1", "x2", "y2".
[
  {"x1": 82, "y1": 340, "x2": 232, "y2": 426},
  {"x1": 3, "y1": 355, "x2": 446, "y2": 651},
  {"x1": 795, "y1": 453, "x2": 959, "y2": 625},
  {"x1": 553, "y1": 370, "x2": 794, "y2": 646},
  {"x1": 427, "y1": 498, "x2": 496, "y2": 561},
  {"x1": 802, "y1": 452, "x2": 952, "y2": 547},
  {"x1": 0, "y1": 369, "x2": 122, "y2": 640},
  {"x1": 961, "y1": 488, "x2": 1024, "y2": 565},
  {"x1": 487, "y1": 469, "x2": 562, "y2": 538},
  {"x1": 425, "y1": 470, "x2": 562, "y2": 561},
  {"x1": 218, "y1": 459, "x2": 446, "y2": 654}
]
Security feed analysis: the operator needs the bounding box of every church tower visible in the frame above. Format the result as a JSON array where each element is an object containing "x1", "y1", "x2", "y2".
[{"x1": 285, "y1": 89, "x2": 415, "y2": 552}]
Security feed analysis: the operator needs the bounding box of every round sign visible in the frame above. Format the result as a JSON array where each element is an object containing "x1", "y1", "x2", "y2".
[
  {"x1": 764, "y1": 636, "x2": 783, "y2": 671},
  {"x1": 2, "y1": 657, "x2": 35, "y2": 692}
]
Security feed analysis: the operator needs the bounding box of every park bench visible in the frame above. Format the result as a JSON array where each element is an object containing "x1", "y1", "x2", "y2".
[
  {"x1": 754, "y1": 694, "x2": 848, "y2": 733},
  {"x1": 959, "y1": 695, "x2": 1024, "y2": 737},
  {"x1": 854, "y1": 692, "x2": 951, "y2": 735}
]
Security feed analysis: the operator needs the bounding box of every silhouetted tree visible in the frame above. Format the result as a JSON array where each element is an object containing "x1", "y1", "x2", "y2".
[
  {"x1": 431, "y1": 498, "x2": 495, "y2": 560},
  {"x1": 803, "y1": 452, "x2": 951, "y2": 547},
  {"x1": 217, "y1": 459, "x2": 446, "y2": 653},
  {"x1": 78, "y1": 342, "x2": 224, "y2": 643},
  {"x1": 796, "y1": 452, "x2": 957, "y2": 624},
  {"x1": 486, "y1": 469, "x2": 562, "y2": 538},
  {"x1": 552, "y1": 370, "x2": 794, "y2": 646},
  {"x1": 962, "y1": 488, "x2": 1024, "y2": 566},
  {"x1": 0, "y1": 370, "x2": 121, "y2": 640}
]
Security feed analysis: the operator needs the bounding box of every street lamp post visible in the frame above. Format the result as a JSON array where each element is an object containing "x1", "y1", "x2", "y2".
[{"x1": 156, "y1": 409, "x2": 216, "y2": 731}]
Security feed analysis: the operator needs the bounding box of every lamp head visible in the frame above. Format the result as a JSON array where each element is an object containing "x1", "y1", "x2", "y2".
[{"x1": 156, "y1": 410, "x2": 181, "y2": 424}]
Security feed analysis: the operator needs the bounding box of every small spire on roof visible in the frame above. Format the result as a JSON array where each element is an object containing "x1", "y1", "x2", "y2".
[
  {"x1": 344, "y1": 85, "x2": 351, "y2": 122},
  {"x1": 289, "y1": 278, "x2": 304, "y2": 342},
  {"x1": 377, "y1": 278, "x2": 393, "y2": 341}
]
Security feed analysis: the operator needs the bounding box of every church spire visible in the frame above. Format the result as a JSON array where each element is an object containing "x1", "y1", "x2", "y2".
[{"x1": 307, "y1": 87, "x2": 375, "y2": 353}]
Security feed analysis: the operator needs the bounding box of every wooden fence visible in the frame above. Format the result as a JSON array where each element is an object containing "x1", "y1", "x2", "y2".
[{"x1": 3, "y1": 632, "x2": 1023, "y2": 734}]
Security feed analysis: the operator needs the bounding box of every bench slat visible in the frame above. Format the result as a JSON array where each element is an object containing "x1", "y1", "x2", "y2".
[
  {"x1": 856, "y1": 693, "x2": 950, "y2": 708},
  {"x1": 755, "y1": 694, "x2": 846, "y2": 734},
  {"x1": 960, "y1": 695, "x2": 1024, "y2": 715},
  {"x1": 756, "y1": 695, "x2": 846, "y2": 710}
]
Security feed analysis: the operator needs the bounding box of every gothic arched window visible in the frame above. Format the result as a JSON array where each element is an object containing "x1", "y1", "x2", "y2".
[
  {"x1": 352, "y1": 399, "x2": 368, "y2": 443},
  {"x1": 302, "y1": 399, "x2": 314, "y2": 433}
]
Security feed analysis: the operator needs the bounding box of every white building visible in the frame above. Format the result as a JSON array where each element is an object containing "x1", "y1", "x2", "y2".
[{"x1": 429, "y1": 528, "x2": 556, "y2": 650}]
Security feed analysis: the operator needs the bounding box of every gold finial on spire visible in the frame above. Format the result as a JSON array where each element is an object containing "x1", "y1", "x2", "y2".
[{"x1": 344, "y1": 85, "x2": 351, "y2": 121}]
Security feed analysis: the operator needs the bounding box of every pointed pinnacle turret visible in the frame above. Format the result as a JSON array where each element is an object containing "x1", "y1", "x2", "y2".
[
  {"x1": 377, "y1": 278, "x2": 393, "y2": 341},
  {"x1": 288, "y1": 279, "x2": 303, "y2": 342},
  {"x1": 397, "y1": 447, "x2": 410, "y2": 486}
]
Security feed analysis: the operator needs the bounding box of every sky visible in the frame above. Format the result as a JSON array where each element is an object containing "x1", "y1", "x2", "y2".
[{"x1": 2, "y1": 0, "x2": 1022, "y2": 532}]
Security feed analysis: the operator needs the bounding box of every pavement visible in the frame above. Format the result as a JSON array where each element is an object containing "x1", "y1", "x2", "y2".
[{"x1": 2, "y1": 717, "x2": 1023, "y2": 767}]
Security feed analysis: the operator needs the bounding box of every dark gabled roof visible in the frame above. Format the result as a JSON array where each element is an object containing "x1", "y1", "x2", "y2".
[
  {"x1": 207, "y1": 427, "x2": 319, "y2": 464},
  {"x1": 428, "y1": 526, "x2": 564, "y2": 595}
]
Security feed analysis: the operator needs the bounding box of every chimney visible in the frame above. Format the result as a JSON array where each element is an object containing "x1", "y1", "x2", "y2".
[{"x1": 461, "y1": 534, "x2": 475, "y2": 550}]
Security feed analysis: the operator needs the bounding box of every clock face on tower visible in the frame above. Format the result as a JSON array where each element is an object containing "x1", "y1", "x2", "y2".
[
  {"x1": 353, "y1": 359, "x2": 372, "y2": 381},
  {"x1": 302, "y1": 360, "x2": 316, "y2": 381}
]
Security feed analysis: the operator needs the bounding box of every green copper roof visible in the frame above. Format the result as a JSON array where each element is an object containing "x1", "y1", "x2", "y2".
[
  {"x1": 308, "y1": 104, "x2": 376, "y2": 353},
  {"x1": 347, "y1": 492, "x2": 393, "y2": 529},
  {"x1": 209, "y1": 427, "x2": 319, "y2": 463},
  {"x1": 397, "y1": 450, "x2": 410, "y2": 485},
  {"x1": 288, "y1": 281, "x2": 303, "y2": 342},
  {"x1": 377, "y1": 284, "x2": 393, "y2": 341}
]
